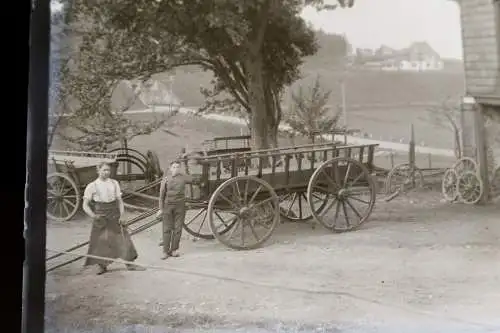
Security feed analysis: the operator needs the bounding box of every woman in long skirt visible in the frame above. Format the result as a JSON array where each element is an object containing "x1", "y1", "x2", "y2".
[{"x1": 82, "y1": 162, "x2": 145, "y2": 275}]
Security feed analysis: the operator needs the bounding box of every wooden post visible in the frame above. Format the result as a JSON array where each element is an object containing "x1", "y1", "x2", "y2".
[
  {"x1": 474, "y1": 104, "x2": 490, "y2": 203},
  {"x1": 409, "y1": 123, "x2": 416, "y2": 187},
  {"x1": 341, "y1": 81, "x2": 347, "y2": 129},
  {"x1": 461, "y1": 96, "x2": 476, "y2": 158}
]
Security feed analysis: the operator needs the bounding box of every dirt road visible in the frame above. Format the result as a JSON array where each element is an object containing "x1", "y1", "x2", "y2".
[{"x1": 45, "y1": 192, "x2": 500, "y2": 333}]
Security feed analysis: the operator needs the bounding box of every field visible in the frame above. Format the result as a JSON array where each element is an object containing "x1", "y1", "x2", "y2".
[{"x1": 150, "y1": 67, "x2": 465, "y2": 110}]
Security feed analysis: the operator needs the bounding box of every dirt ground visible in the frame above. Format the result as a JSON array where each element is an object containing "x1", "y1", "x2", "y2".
[{"x1": 45, "y1": 190, "x2": 500, "y2": 333}]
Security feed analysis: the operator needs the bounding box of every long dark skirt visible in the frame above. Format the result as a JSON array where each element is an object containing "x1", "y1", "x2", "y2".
[{"x1": 84, "y1": 201, "x2": 138, "y2": 267}]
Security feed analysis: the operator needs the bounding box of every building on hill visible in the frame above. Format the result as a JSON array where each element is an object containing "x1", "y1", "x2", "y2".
[
  {"x1": 456, "y1": 0, "x2": 500, "y2": 202},
  {"x1": 111, "y1": 79, "x2": 182, "y2": 112},
  {"x1": 355, "y1": 42, "x2": 444, "y2": 72}
]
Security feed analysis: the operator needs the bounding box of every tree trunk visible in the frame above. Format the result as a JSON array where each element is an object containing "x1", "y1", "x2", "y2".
[{"x1": 245, "y1": 54, "x2": 268, "y2": 151}]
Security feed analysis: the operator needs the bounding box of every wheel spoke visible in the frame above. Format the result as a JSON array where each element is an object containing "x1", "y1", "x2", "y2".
[
  {"x1": 61, "y1": 201, "x2": 70, "y2": 217},
  {"x1": 243, "y1": 178, "x2": 249, "y2": 204},
  {"x1": 62, "y1": 198, "x2": 76, "y2": 209},
  {"x1": 251, "y1": 197, "x2": 274, "y2": 209},
  {"x1": 321, "y1": 168, "x2": 339, "y2": 190},
  {"x1": 218, "y1": 192, "x2": 238, "y2": 209},
  {"x1": 184, "y1": 208, "x2": 205, "y2": 226},
  {"x1": 232, "y1": 182, "x2": 242, "y2": 205},
  {"x1": 195, "y1": 210, "x2": 208, "y2": 235},
  {"x1": 346, "y1": 172, "x2": 365, "y2": 189},
  {"x1": 285, "y1": 193, "x2": 297, "y2": 216},
  {"x1": 298, "y1": 193, "x2": 305, "y2": 219},
  {"x1": 248, "y1": 222, "x2": 260, "y2": 241},
  {"x1": 248, "y1": 185, "x2": 262, "y2": 205},
  {"x1": 345, "y1": 198, "x2": 363, "y2": 220},
  {"x1": 347, "y1": 195, "x2": 370, "y2": 205},
  {"x1": 343, "y1": 162, "x2": 352, "y2": 186},
  {"x1": 341, "y1": 201, "x2": 351, "y2": 228},
  {"x1": 240, "y1": 219, "x2": 245, "y2": 246},
  {"x1": 332, "y1": 200, "x2": 341, "y2": 229},
  {"x1": 319, "y1": 197, "x2": 338, "y2": 217}
]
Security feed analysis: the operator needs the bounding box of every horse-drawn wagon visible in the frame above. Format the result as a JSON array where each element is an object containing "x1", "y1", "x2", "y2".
[{"x1": 180, "y1": 141, "x2": 379, "y2": 250}]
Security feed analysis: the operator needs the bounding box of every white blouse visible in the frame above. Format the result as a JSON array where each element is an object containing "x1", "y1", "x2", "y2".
[{"x1": 83, "y1": 178, "x2": 122, "y2": 203}]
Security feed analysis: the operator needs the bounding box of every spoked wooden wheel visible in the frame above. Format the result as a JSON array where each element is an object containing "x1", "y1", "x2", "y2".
[
  {"x1": 207, "y1": 176, "x2": 280, "y2": 250},
  {"x1": 456, "y1": 170, "x2": 483, "y2": 205},
  {"x1": 453, "y1": 157, "x2": 478, "y2": 176},
  {"x1": 307, "y1": 157, "x2": 376, "y2": 233},
  {"x1": 46, "y1": 172, "x2": 81, "y2": 222},
  {"x1": 182, "y1": 206, "x2": 234, "y2": 240},
  {"x1": 441, "y1": 168, "x2": 459, "y2": 202},
  {"x1": 384, "y1": 163, "x2": 424, "y2": 196},
  {"x1": 279, "y1": 191, "x2": 329, "y2": 222}
]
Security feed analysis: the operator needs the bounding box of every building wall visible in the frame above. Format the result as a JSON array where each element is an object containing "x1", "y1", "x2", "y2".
[{"x1": 459, "y1": 0, "x2": 500, "y2": 97}]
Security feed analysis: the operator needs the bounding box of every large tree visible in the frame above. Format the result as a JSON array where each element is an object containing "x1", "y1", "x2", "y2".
[
  {"x1": 50, "y1": 0, "x2": 181, "y2": 151},
  {"x1": 104, "y1": 0, "x2": 354, "y2": 150}
]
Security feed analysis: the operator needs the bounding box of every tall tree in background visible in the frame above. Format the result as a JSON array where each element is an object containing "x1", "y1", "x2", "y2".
[
  {"x1": 107, "y1": 0, "x2": 354, "y2": 150},
  {"x1": 50, "y1": 0, "x2": 181, "y2": 151}
]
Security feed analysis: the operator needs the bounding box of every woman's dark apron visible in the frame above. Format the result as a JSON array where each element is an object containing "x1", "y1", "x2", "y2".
[{"x1": 84, "y1": 200, "x2": 138, "y2": 267}]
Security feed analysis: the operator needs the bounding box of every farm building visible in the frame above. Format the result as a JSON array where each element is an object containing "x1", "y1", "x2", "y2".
[
  {"x1": 354, "y1": 42, "x2": 445, "y2": 71},
  {"x1": 457, "y1": 0, "x2": 500, "y2": 201}
]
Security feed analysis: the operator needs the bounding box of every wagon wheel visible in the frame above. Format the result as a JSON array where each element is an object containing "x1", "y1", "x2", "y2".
[
  {"x1": 108, "y1": 147, "x2": 149, "y2": 165},
  {"x1": 46, "y1": 172, "x2": 81, "y2": 222},
  {"x1": 384, "y1": 163, "x2": 424, "y2": 197},
  {"x1": 207, "y1": 175, "x2": 280, "y2": 250},
  {"x1": 279, "y1": 191, "x2": 329, "y2": 223},
  {"x1": 146, "y1": 150, "x2": 163, "y2": 180},
  {"x1": 441, "y1": 168, "x2": 459, "y2": 202},
  {"x1": 452, "y1": 157, "x2": 478, "y2": 177},
  {"x1": 115, "y1": 155, "x2": 149, "y2": 191},
  {"x1": 456, "y1": 170, "x2": 483, "y2": 205},
  {"x1": 182, "y1": 206, "x2": 235, "y2": 240},
  {"x1": 307, "y1": 157, "x2": 376, "y2": 233}
]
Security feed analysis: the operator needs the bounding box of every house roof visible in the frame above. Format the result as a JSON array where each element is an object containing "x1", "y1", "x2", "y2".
[{"x1": 358, "y1": 41, "x2": 442, "y2": 64}]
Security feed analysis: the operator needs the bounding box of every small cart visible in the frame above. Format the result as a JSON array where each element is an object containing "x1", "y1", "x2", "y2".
[{"x1": 46, "y1": 150, "x2": 119, "y2": 222}]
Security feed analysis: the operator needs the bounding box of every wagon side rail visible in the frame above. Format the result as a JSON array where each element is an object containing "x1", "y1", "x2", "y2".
[
  {"x1": 190, "y1": 143, "x2": 378, "y2": 197},
  {"x1": 201, "y1": 135, "x2": 251, "y2": 151},
  {"x1": 190, "y1": 141, "x2": 350, "y2": 162}
]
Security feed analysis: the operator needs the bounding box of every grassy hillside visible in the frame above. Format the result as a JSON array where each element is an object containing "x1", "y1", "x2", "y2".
[{"x1": 151, "y1": 65, "x2": 465, "y2": 111}]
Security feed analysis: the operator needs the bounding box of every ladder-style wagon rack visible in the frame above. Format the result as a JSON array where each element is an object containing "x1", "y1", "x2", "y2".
[{"x1": 180, "y1": 141, "x2": 379, "y2": 250}]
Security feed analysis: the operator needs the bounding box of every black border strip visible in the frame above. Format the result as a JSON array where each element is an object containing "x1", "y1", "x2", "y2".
[{"x1": 23, "y1": 0, "x2": 50, "y2": 332}]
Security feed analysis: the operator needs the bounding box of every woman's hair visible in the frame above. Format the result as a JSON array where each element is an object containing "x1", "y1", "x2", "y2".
[
  {"x1": 96, "y1": 161, "x2": 111, "y2": 170},
  {"x1": 170, "y1": 160, "x2": 181, "y2": 166}
]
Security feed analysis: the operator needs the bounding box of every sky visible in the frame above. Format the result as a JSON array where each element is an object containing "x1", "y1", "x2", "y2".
[
  {"x1": 50, "y1": 0, "x2": 464, "y2": 59},
  {"x1": 301, "y1": 0, "x2": 463, "y2": 59}
]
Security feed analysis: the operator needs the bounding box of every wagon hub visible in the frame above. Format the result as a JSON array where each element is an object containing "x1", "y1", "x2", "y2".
[
  {"x1": 239, "y1": 206, "x2": 251, "y2": 217},
  {"x1": 337, "y1": 188, "x2": 349, "y2": 199}
]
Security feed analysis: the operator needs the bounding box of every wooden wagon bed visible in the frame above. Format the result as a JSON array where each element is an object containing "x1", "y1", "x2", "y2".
[{"x1": 179, "y1": 141, "x2": 379, "y2": 250}]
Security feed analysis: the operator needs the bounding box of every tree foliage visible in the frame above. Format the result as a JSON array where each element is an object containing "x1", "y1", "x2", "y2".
[
  {"x1": 285, "y1": 75, "x2": 342, "y2": 143},
  {"x1": 426, "y1": 98, "x2": 462, "y2": 158},
  {"x1": 104, "y1": 0, "x2": 355, "y2": 149},
  {"x1": 50, "y1": 0, "x2": 179, "y2": 151}
]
